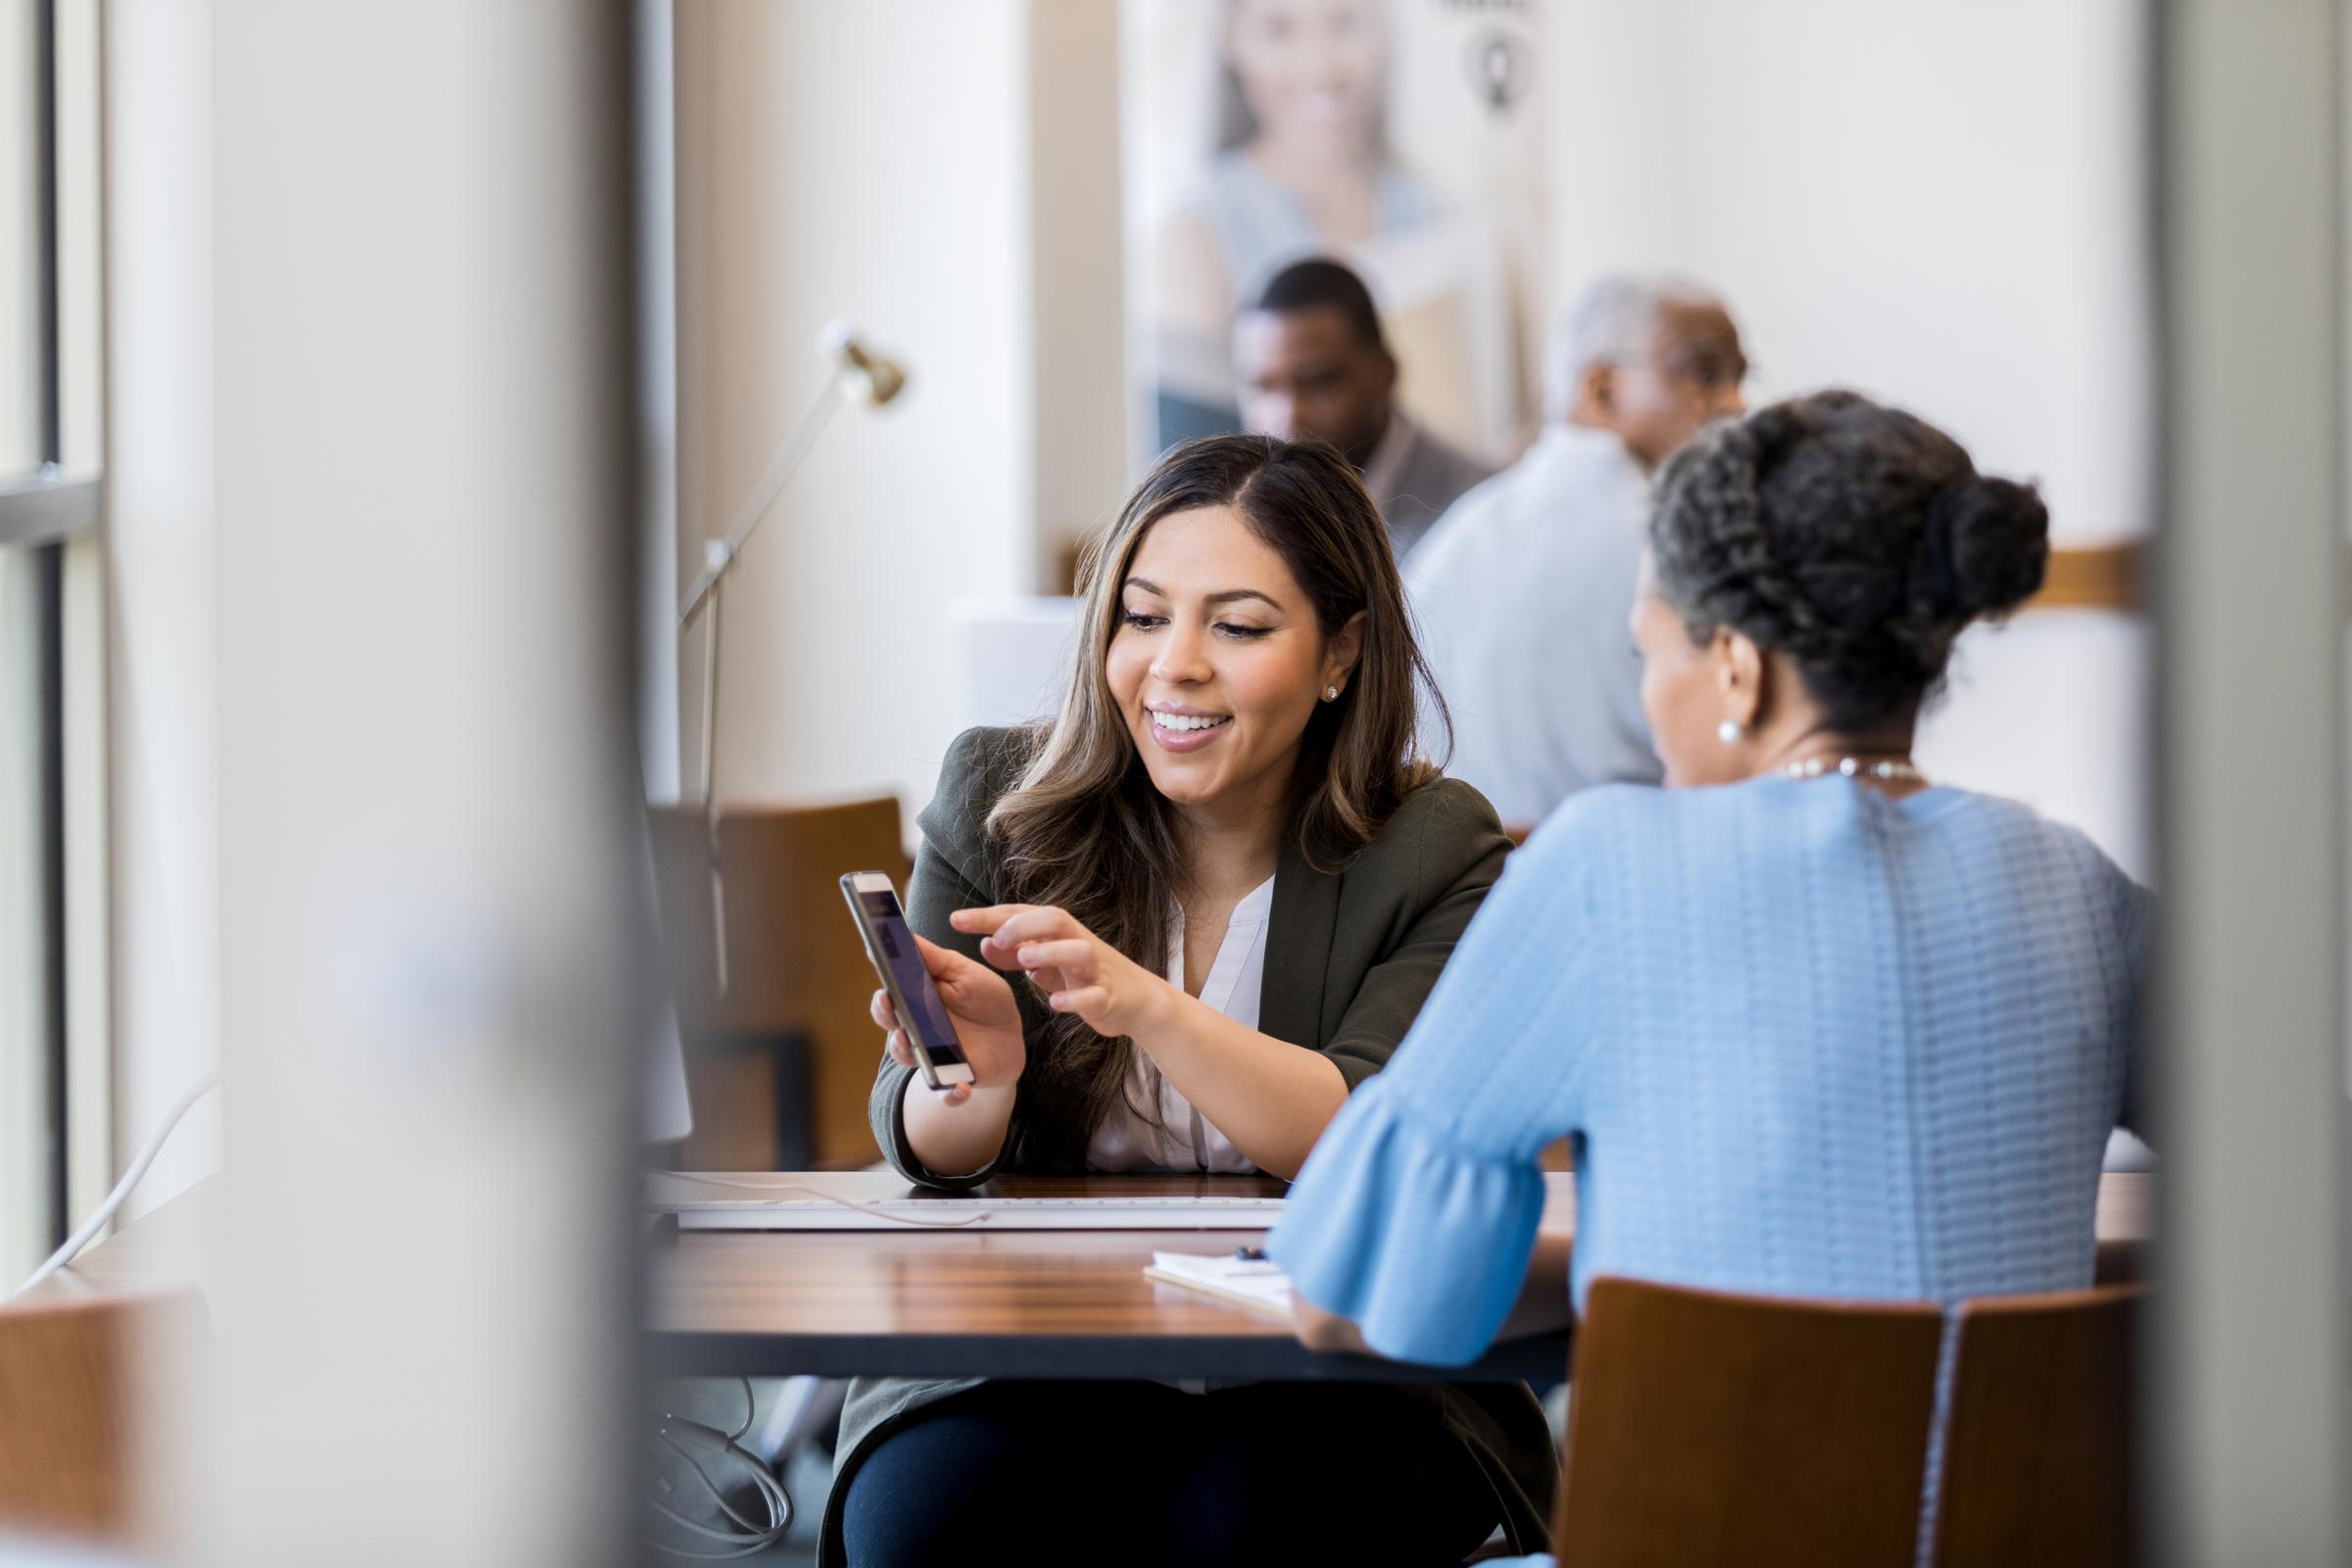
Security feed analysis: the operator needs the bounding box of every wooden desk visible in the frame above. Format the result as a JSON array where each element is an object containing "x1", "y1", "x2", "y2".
[
  {"x1": 13, "y1": 1182, "x2": 222, "y2": 1309},
  {"x1": 24, "y1": 1171, "x2": 2155, "y2": 1388},
  {"x1": 645, "y1": 1171, "x2": 1575, "y2": 1384},
  {"x1": 643, "y1": 1171, "x2": 2156, "y2": 1386}
]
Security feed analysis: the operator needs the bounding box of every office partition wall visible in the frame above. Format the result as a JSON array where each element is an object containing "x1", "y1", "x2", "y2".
[{"x1": 2153, "y1": 0, "x2": 2350, "y2": 1559}]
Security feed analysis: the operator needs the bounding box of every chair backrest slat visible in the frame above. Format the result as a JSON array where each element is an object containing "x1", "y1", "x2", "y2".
[
  {"x1": 649, "y1": 798, "x2": 906, "y2": 1168},
  {"x1": 1933, "y1": 1285, "x2": 2141, "y2": 1568},
  {"x1": 1551, "y1": 1276, "x2": 2142, "y2": 1567},
  {"x1": 1555, "y1": 1276, "x2": 1945, "y2": 1568}
]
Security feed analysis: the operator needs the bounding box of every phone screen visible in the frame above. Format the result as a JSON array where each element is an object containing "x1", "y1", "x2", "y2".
[{"x1": 852, "y1": 886, "x2": 968, "y2": 1068}]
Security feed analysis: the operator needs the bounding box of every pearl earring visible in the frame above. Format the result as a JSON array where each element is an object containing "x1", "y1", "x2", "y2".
[
  {"x1": 1325, "y1": 685, "x2": 1342, "y2": 701},
  {"x1": 1717, "y1": 718, "x2": 1745, "y2": 745}
]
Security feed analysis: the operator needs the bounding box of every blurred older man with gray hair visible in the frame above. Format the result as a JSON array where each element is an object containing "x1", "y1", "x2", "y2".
[{"x1": 1405, "y1": 274, "x2": 1749, "y2": 829}]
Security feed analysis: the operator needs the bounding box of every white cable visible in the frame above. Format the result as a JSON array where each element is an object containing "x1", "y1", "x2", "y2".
[
  {"x1": 11, "y1": 1067, "x2": 222, "y2": 1300},
  {"x1": 663, "y1": 1436, "x2": 774, "y2": 1537},
  {"x1": 656, "y1": 1437, "x2": 782, "y2": 1543},
  {"x1": 647, "y1": 1405, "x2": 797, "y2": 1560},
  {"x1": 725, "y1": 1373, "x2": 755, "y2": 1443}
]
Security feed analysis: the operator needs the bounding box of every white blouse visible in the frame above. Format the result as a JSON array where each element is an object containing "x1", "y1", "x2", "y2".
[{"x1": 1083, "y1": 874, "x2": 1274, "y2": 1173}]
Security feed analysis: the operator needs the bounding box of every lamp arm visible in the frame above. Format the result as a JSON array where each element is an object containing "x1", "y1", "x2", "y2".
[
  {"x1": 676, "y1": 362, "x2": 851, "y2": 999},
  {"x1": 673, "y1": 324, "x2": 901, "y2": 995},
  {"x1": 677, "y1": 364, "x2": 849, "y2": 630}
]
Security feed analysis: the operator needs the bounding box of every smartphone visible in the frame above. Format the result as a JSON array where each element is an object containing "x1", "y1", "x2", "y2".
[{"x1": 840, "y1": 872, "x2": 976, "y2": 1091}]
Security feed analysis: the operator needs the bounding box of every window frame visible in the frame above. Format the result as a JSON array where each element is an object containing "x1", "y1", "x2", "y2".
[
  {"x1": 0, "y1": 0, "x2": 100, "y2": 1260},
  {"x1": 0, "y1": 470, "x2": 100, "y2": 547}
]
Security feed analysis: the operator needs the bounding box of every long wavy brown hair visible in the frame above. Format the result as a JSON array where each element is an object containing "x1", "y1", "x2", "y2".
[{"x1": 988, "y1": 433, "x2": 1448, "y2": 1133}]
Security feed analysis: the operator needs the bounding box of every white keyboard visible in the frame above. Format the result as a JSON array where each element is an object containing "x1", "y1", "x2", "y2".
[{"x1": 652, "y1": 1191, "x2": 1285, "y2": 1233}]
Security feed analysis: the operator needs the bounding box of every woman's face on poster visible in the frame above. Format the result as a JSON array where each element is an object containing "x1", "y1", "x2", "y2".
[{"x1": 1225, "y1": 0, "x2": 1387, "y2": 155}]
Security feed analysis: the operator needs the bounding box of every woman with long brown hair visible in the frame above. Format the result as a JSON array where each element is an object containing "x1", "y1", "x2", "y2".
[{"x1": 822, "y1": 433, "x2": 1554, "y2": 1566}]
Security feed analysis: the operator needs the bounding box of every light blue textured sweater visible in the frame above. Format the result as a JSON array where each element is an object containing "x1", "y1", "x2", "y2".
[{"x1": 1270, "y1": 775, "x2": 2153, "y2": 1364}]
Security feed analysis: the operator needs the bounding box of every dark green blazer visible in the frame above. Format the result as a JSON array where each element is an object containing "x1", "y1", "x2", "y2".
[
  {"x1": 867, "y1": 723, "x2": 1512, "y2": 1184},
  {"x1": 824, "y1": 726, "x2": 1555, "y2": 1566}
]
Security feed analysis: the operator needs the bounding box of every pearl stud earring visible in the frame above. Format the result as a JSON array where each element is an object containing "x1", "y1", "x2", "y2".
[{"x1": 1717, "y1": 718, "x2": 1745, "y2": 745}]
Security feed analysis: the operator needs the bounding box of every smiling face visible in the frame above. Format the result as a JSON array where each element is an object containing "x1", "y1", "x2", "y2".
[
  {"x1": 1105, "y1": 504, "x2": 1362, "y2": 818},
  {"x1": 1225, "y1": 0, "x2": 1386, "y2": 160}
]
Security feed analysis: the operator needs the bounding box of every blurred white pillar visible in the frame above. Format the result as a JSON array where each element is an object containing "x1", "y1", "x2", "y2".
[
  {"x1": 143, "y1": 2, "x2": 641, "y2": 1563},
  {"x1": 2153, "y1": 0, "x2": 2349, "y2": 1561},
  {"x1": 106, "y1": 0, "x2": 221, "y2": 1229}
]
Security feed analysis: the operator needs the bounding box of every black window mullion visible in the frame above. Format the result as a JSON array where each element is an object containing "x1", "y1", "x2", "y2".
[
  {"x1": 32, "y1": 0, "x2": 70, "y2": 1250},
  {"x1": 36, "y1": 541, "x2": 65, "y2": 1250},
  {"x1": 34, "y1": 0, "x2": 61, "y2": 470}
]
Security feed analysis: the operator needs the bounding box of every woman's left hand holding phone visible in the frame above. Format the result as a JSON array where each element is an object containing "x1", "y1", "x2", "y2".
[
  {"x1": 873, "y1": 934, "x2": 1028, "y2": 1179},
  {"x1": 870, "y1": 934, "x2": 1026, "y2": 1105}
]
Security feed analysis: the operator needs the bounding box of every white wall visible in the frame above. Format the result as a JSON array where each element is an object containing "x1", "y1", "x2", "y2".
[
  {"x1": 672, "y1": 0, "x2": 1038, "y2": 821},
  {"x1": 663, "y1": 1, "x2": 2158, "y2": 868},
  {"x1": 1544, "y1": 0, "x2": 2151, "y2": 544},
  {"x1": 1544, "y1": 0, "x2": 2155, "y2": 870},
  {"x1": 1029, "y1": 0, "x2": 1133, "y2": 586},
  {"x1": 1917, "y1": 612, "x2": 2153, "y2": 881}
]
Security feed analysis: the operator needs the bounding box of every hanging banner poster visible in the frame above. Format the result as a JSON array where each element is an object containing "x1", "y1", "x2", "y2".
[{"x1": 1123, "y1": 0, "x2": 1546, "y2": 466}]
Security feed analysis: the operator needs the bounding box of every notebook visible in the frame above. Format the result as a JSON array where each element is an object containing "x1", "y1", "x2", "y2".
[{"x1": 1144, "y1": 1250, "x2": 1295, "y2": 1322}]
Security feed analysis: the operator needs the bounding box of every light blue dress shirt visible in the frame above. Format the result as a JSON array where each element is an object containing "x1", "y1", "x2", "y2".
[
  {"x1": 1270, "y1": 775, "x2": 2151, "y2": 1360},
  {"x1": 1268, "y1": 777, "x2": 2151, "y2": 1563}
]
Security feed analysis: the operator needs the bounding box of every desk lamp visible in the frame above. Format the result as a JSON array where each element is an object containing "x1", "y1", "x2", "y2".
[{"x1": 675, "y1": 323, "x2": 907, "y2": 995}]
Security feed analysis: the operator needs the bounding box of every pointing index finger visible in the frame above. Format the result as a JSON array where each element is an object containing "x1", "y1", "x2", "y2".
[
  {"x1": 977, "y1": 907, "x2": 1079, "y2": 951},
  {"x1": 949, "y1": 905, "x2": 1034, "y2": 933}
]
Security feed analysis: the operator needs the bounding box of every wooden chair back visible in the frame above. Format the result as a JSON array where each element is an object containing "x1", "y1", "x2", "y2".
[
  {"x1": 1553, "y1": 1276, "x2": 1946, "y2": 1567},
  {"x1": 0, "y1": 1292, "x2": 197, "y2": 1541},
  {"x1": 649, "y1": 798, "x2": 908, "y2": 1168},
  {"x1": 1933, "y1": 1285, "x2": 2141, "y2": 1568}
]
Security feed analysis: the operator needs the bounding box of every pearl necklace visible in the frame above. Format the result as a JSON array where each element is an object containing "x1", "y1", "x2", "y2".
[{"x1": 1784, "y1": 755, "x2": 1926, "y2": 784}]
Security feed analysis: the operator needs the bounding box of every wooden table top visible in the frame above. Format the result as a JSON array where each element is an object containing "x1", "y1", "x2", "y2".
[
  {"x1": 643, "y1": 1170, "x2": 1582, "y2": 1383},
  {"x1": 13, "y1": 1182, "x2": 223, "y2": 1309},
  {"x1": 643, "y1": 1170, "x2": 2155, "y2": 1385},
  {"x1": 23, "y1": 1170, "x2": 2154, "y2": 1388}
]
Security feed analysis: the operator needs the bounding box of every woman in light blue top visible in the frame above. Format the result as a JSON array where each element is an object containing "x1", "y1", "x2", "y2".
[{"x1": 1268, "y1": 389, "x2": 2151, "y2": 1403}]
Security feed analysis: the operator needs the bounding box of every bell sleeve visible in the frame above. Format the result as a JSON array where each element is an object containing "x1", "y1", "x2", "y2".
[{"x1": 1269, "y1": 808, "x2": 1599, "y2": 1365}]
